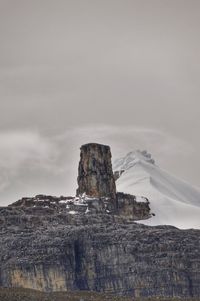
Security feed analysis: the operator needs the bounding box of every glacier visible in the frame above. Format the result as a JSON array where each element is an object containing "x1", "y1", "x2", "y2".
[{"x1": 114, "y1": 150, "x2": 200, "y2": 229}]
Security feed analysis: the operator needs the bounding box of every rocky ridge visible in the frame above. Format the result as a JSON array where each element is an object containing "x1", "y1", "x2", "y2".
[
  {"x1": 0, "y1": 206, "x2": 199, "y2": 298},
  {"x1": 9, "y1": 191, "x2": 151, "y2": 221},
  {"x1": 0, "y1": 143, "x2": 199, "y2": 298}
]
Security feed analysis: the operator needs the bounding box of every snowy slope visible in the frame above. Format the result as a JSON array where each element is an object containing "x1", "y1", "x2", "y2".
[{"x1": 114, "y1": 150, "x2": 200, "y2": 229}]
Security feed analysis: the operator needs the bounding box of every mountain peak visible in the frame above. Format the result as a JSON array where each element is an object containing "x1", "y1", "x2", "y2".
[
  {"x1": 114, "y1": 150, "x2": 155, "y2": 171},
  {"x1": 114, "y1": 149, "x2": 200, "y2": 229}
]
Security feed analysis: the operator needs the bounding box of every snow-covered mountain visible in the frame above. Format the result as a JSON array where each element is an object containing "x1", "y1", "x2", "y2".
[{"x1": 114, "y1": 150, "x2": 200, "y2": 229}]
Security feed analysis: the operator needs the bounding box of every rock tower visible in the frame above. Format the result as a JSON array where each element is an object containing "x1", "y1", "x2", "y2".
[{"x1": 76, "y1": 143, "x2": 116, "y2": 200}]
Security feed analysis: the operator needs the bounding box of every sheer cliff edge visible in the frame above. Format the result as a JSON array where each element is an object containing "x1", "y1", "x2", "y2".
[{"x1": 0, "y1": 143, "x2": 199, "y2": 298}]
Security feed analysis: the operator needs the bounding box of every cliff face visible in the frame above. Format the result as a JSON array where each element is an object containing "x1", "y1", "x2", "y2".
[
  {"x1": 76, "y1": 143, "x2": 116, "y2": 200},
  {"x1": 0, "y1": 143, "x2": 199, "y2": 298},
  {"x1": 0, "y1": 207, "x2": 199, "y2": 298},
  {"x1": 117, "y1": 192, "x2": 151, "y2": 220}
]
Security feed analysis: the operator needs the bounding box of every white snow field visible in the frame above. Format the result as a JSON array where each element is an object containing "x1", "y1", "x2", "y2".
[{"x1": 114, "y1": 150, "x2": 200, "y2": 229}]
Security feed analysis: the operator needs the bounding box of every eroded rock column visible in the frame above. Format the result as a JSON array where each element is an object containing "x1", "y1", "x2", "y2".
[{"x1": 76, "y1": 143, "x2": 116, "y2": 200}]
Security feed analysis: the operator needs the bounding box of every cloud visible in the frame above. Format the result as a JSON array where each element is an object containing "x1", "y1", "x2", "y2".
[
  {"x1": 0, "y1": 130, "x2": 58, "y2": 192},
  {"x1": 59, "y1": 124, "x2": 194, "y2": 158},
  {"x1": 0, "y1": 124, "x2": 198, "y2": 205},
  {"x1": 56, "y1": 124, "x2": 197, "y2": 188}
]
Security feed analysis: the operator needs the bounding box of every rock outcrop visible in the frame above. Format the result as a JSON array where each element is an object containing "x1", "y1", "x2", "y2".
[
  {"x1": 76, "y1": 143, "x2": 116, "y2": 200},
  {"x1": 75, "y1": 143, "x2": 152, "y2": 218},
  {"x1": 117, "y1": 192, "x2": 151, "y2": 220},
  {"x1": 0, "y1": 206, "x2": 199, "y2": 298},
  {"x1": 9, "y1": 193, "x2": 152, "y2": 221},
  {"x1": 0, "y1": 143, "x2": 199, "y2": 298}
]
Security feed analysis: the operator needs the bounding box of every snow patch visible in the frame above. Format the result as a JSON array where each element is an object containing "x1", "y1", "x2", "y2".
[
  {"x1": 85, "y1": 207, "x2": 90, "y2": 214},
  {"x1": 135, "y1": 196, "x2": 149, "y2": 203},
  {"x1": 59, "y1": 199, "x2": 73, "y2": 204},
  {"x1": 68, "y1": 210, "x2": 77, "y2": 215}
]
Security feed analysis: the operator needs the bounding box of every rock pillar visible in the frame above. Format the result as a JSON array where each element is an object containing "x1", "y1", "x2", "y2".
[{"x1": 76, "y1": 143, "x2": 116, "y2": 200}]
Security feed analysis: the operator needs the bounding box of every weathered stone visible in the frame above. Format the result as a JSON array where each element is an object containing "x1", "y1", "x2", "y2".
[
  {"x1": 0, "y1": 207, "x2": 199, "y2": 298},
  {"x1": 0, "y1": 143, "x2": 199, "y2": 299},
  {"x1": 9, "y1": 193, "x2": 152, "y2": 221},
  {"x1": 117, "y1": 192, "x2": 151, "y2": 220},
  {"x1": 114, "y1": 170, "x2": 125, "y2": 181},
  {"x1": 76, "y1": 143, "x2": 116, "y2": 200}
]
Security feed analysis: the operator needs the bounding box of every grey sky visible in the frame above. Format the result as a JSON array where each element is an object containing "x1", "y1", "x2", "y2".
[{"x1": 0, "y1": 0, "x2": 200, "y2": 204}]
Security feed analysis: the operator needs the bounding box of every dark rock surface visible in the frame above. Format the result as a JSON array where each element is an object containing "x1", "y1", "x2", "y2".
[
  {"x1": 0, "y1": 205, "x2": 199, "y2": 298},
  {"x1": 0, "y1": 287, "x2": 199, "y2": 301},
  {"x1": 9, "y1": 193, "x2": 151, "y2": 220},
  {"x1": 0, "y1": 287, "x2": 133, "y2": 301},
  {"x1": 76, "y1": 143, "x2": 116, "y2": 201},
  {"x1": 117, "y1": 192, "x2": 151, "y2": 220},
  {"x1": 114, "y1": 170, "x2": 125, "y2": 181},
  {"x1": 0, "y1": 143, "x2": 199, "y2": 299}
]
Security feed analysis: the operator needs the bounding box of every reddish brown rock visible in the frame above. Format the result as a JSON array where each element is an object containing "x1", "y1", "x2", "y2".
[{"x1": 76, "y1": 143, "x2": 116, "y2": 200}]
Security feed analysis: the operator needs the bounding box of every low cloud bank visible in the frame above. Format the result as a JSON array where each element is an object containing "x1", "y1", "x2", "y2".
[{"x1": 0, "y1": 125, "x2": 197, "y2": 205}]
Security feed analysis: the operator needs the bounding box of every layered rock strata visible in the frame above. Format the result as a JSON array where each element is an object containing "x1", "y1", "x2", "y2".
[
  {"x1": 117, "y1": 192, "x2": 152, "y2": 220},
  {"x1": 76, "y1": 143, "x2": 116, "y2": 200},
  {"x1": 9, "y1": 193, "x2": 151, "y2": 220},
  {"x1": 0, "y1": 143, "x2": 199, "y2": 298},
  {"x1": 0, "y1": 206, "x2": 199, "y2": 298}
]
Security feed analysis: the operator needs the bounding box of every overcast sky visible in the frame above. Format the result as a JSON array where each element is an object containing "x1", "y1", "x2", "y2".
[{"x1": 0, "y1": 0, "x2": 200, "y2": 205}]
